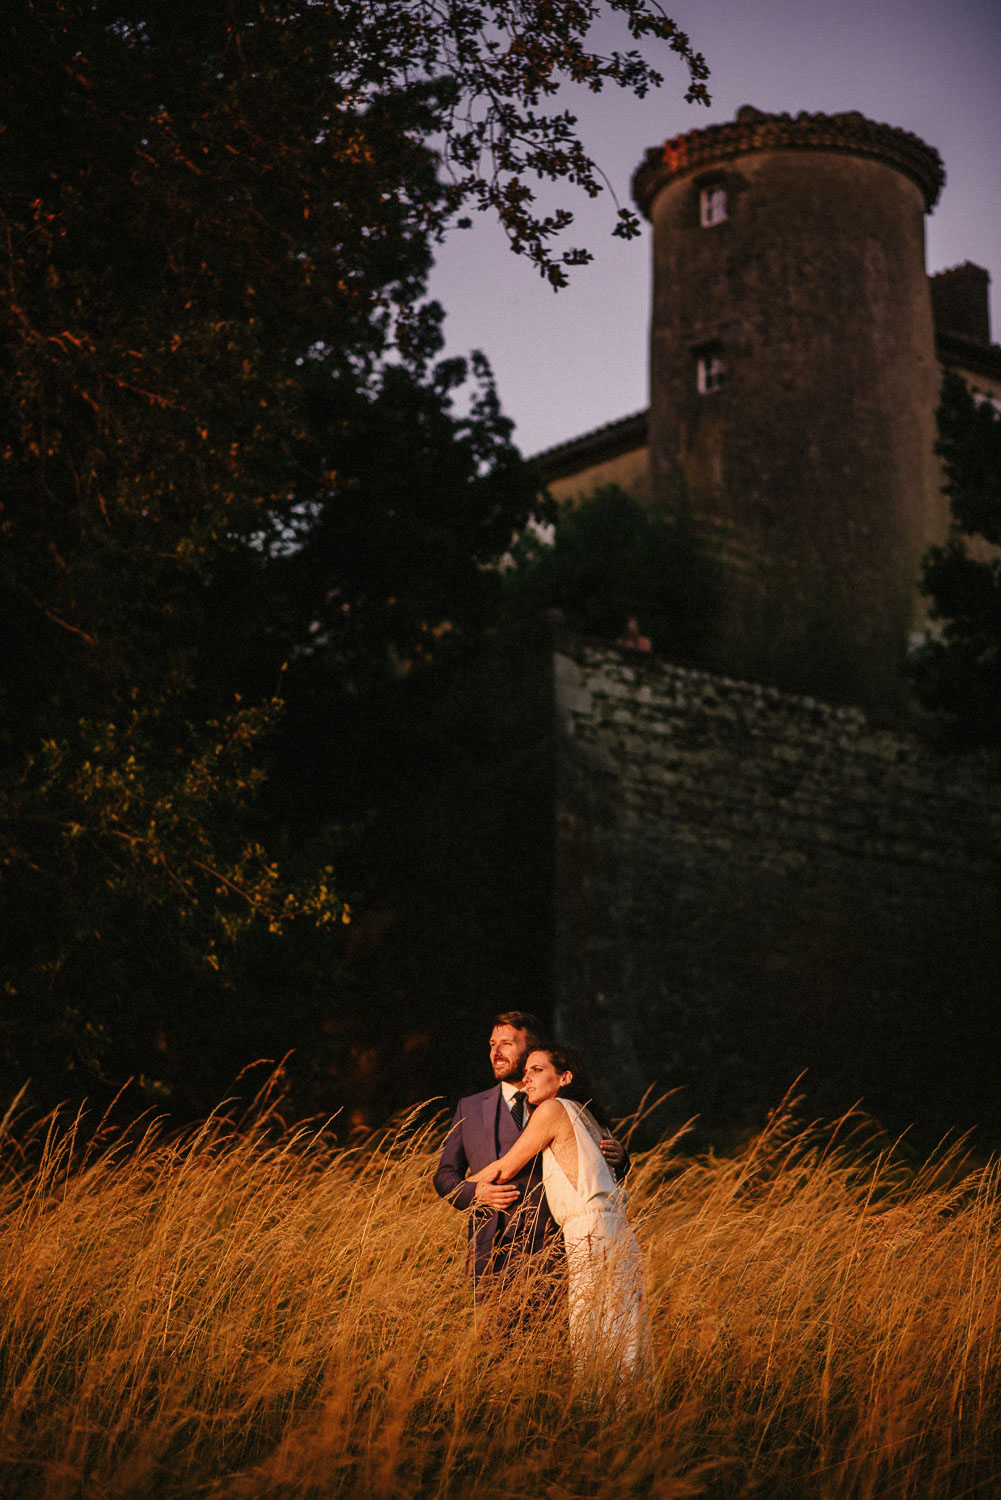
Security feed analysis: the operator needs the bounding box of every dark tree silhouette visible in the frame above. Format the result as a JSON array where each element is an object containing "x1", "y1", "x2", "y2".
[{"x1": 910, "y1": 370, "x2": 1001, "y2": 747}]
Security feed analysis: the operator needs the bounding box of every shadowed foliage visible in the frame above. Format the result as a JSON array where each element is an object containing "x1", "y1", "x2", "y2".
[
  {"x1": 910, "y1": 370, "x2": 1001, "y2": 746},
  {"x1": 1, "y1": 0, "x2": 708, "y2": 1116},
  {"x1": 503, "y1": 483, "x2": 721, "y2": 663}
]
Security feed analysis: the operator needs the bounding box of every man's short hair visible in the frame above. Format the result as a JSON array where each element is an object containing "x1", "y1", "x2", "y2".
[{"x1": 492, "y1": 1010, "x2": 547, "y2": 1049}]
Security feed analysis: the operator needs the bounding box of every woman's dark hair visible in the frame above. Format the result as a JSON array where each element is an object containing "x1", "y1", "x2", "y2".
[{"x1": 536, "y1": 1044, "x2": 612, "y2": 1133}]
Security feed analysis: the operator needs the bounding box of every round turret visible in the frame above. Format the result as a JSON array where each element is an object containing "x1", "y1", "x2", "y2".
[{"x1": 633, "y1": 106, "x2": 946, "y2": 710}]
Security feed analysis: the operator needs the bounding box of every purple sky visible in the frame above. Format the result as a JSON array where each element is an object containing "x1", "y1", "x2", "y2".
[{"x1": 427, "y1": 0, "x2": 1001, "y2": 460}]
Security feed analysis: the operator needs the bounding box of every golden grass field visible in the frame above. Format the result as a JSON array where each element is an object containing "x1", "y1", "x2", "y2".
[{"x1": 1, "y1": 1083, "x2": 999, "y2": 1499}]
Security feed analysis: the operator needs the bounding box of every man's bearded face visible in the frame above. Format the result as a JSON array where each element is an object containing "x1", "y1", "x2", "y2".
[{"x1": 488, "y1": 1025, "x2": 530, "y2": 1083}]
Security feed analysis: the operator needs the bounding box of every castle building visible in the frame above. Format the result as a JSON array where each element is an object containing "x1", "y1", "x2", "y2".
[{"x1": 538, "y1": 107, "x2": 1001, "y2": 712}]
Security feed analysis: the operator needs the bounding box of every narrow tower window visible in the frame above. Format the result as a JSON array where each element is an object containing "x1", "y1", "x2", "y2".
[
  {"x1": 699, "y1": 185, "x2": 727, "y2": 227},
  {"x1": 696, "y1": 349, "x2": 724, "y2": 394}
]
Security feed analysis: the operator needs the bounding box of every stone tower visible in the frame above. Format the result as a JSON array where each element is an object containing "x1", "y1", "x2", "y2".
[{"x1": 632, "y1": 107, "x2": 945, "y2": 711}]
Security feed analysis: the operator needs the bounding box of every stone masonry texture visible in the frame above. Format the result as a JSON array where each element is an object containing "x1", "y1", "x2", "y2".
[
  {"x1": 553, "y1": 636, "x2": 1001, "y2": 1145},
  {"x1": 636, "y1": 109, "x2": 945, "y2": 713}
]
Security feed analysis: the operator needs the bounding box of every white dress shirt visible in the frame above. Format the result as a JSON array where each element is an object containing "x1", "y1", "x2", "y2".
[{"x1": 500, "y1": 1078, "x2": 526, "y2": 1127}]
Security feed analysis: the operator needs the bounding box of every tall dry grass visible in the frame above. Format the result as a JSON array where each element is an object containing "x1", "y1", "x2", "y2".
[{"x1": 0, "y1": 1085, "x2": 999, "y2": 1499}]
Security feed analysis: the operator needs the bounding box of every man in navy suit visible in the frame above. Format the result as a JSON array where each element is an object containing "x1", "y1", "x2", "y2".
[{"x1": 433, "y1": 1010, "x2": 627, "y2": 1292}]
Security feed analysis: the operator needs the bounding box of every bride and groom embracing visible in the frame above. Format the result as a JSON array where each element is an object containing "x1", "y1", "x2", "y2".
[{"x1": 433, "y1": 1011, "x2": 652, "y2": 1393}]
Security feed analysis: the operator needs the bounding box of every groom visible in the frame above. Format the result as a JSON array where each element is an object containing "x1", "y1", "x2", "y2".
[{"x1": 433, "y1": 1010, "x2": 627, "y2": 1291}]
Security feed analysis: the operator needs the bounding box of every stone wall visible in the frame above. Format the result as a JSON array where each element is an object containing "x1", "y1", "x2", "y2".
[{"x1": 553, "y1": 635, "x2": 1001, "y2": 1143}]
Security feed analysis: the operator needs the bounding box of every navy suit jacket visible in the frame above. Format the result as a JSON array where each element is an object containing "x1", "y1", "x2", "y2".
[{"x1": 433, "y1": 1083, "x2": 557, "y2": 1278}]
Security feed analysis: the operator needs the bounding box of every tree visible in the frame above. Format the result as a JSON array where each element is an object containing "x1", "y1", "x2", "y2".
[
  {"x1": 0, "y1": 0, "x2": 708, "y2": 1112},
  {"x1": 910, "y1": 370, "x2": 1001, "y2": 747},
  {"x1": 502, "y1": 483, "x2": 720, "y2": 661}
]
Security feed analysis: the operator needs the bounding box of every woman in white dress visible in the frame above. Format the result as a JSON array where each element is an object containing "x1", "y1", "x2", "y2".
[{"x1": 471, "y1": 1045, "x2": 652, "y2": 1394}]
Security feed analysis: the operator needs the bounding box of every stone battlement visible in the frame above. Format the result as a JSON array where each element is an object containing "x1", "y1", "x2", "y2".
[{"x1": 633, "y1": 105, "x2": 945, "y2": 216}]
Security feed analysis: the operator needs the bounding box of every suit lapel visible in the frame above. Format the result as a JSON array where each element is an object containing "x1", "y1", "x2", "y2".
[{"x1": 480, "y1": 1086, "x2": 502, "y2": 1161}]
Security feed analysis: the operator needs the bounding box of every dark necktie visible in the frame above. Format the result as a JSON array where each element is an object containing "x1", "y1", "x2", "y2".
[{"x1": 511, "y1": 1091, "x2": 527, "y2": 1130}]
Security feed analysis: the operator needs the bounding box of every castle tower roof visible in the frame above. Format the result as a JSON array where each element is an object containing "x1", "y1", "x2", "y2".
[{"x1": 633, "y1": 105, "x2": 945, "y2": 217}]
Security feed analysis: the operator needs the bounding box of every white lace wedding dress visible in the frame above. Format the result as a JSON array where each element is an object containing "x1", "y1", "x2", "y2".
[{"x1": 542, "y1": 1098, "x2": 653, "y2": 1389}]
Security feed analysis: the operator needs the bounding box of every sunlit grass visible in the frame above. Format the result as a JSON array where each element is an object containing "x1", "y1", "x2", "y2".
[{"x1": 1, "y1": 1084, "x2": 999, "y2": 1497}]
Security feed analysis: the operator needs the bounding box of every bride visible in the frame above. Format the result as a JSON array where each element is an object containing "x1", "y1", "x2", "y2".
[{"x1": 471, "y1": 1044, "x2": 652, "y2": 1392}]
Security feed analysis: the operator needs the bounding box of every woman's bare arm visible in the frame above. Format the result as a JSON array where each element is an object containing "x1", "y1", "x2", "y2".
[{"x1": 469, "y1": 1099, "x2": 563, "y2": 1184}]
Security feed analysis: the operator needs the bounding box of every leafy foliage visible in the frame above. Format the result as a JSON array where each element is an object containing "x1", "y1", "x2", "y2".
[
  {"x1": 1, "y1": 0, "x2": 708, "y2": 1111},
  {"x1": 503, "y1": 483, "x2": 720, "y2": 660},
  {"x1": 910, "y1": 371, "x2": 1001, "y2": 746}
]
